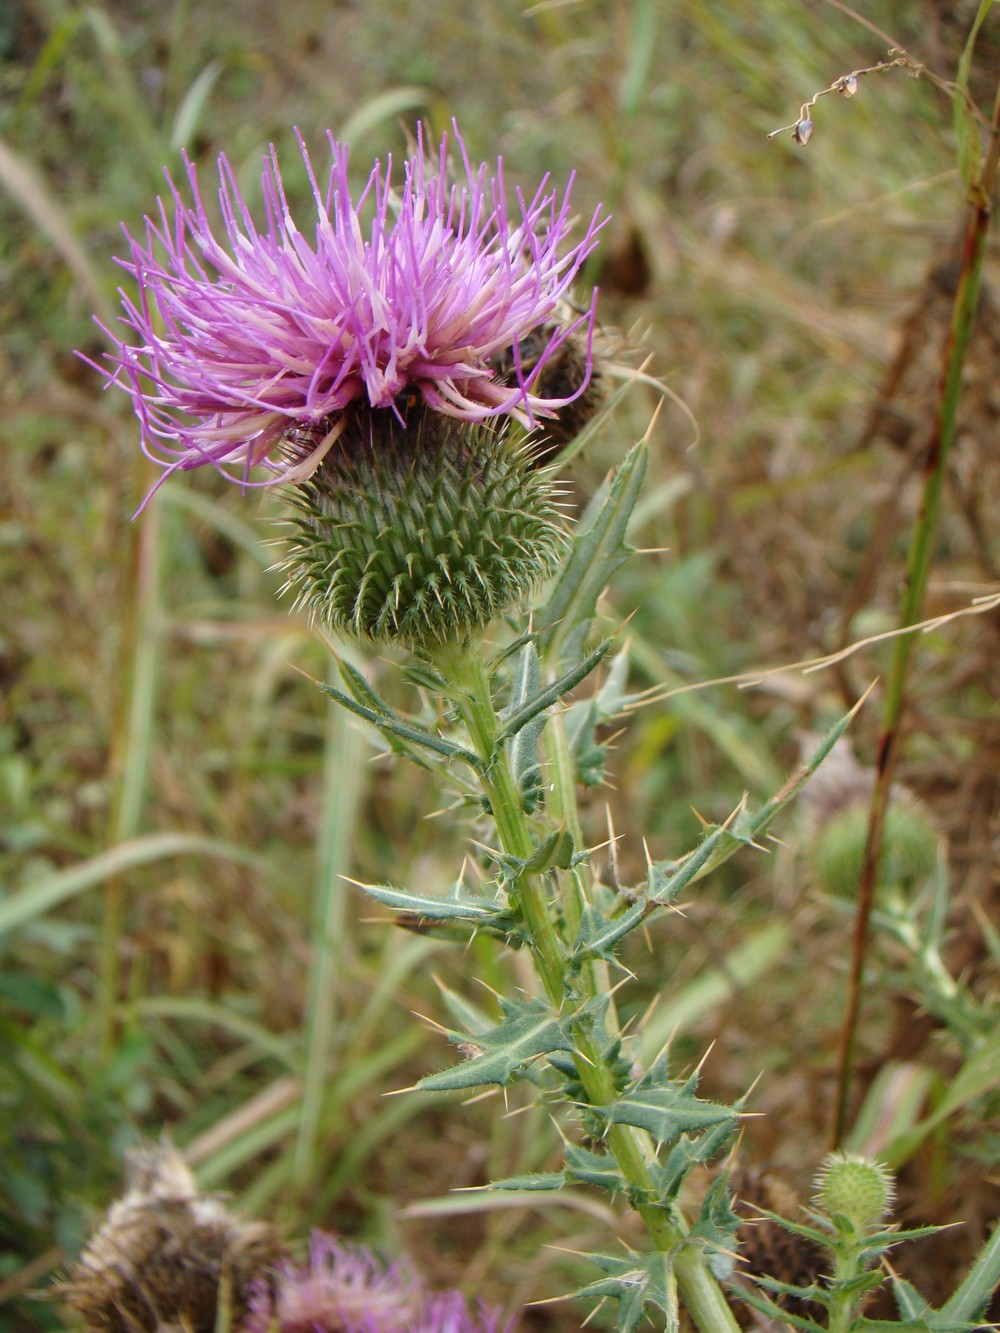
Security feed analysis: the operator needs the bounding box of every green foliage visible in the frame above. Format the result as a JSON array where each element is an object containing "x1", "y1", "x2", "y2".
[
  {"x1": 417, "y1": 997, "x2": 574, "y2": 1091},
  {"x1": 568, "y1": 1248, "x2": 680, "y2": 1333}
]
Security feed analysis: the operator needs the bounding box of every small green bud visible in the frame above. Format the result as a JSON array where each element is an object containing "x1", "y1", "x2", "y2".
[
  {"x1": 281, "y1": 407, "x2": 566, "y2": 648},
  {"x1": 813, "y1": 1151, "x2": 895, "y2": 1232},
  {"x1": 810, "y1": 798, "x2": 938, "y2": 899}
]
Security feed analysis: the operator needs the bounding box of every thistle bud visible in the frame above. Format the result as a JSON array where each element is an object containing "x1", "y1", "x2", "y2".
[
  {"x1": 813, "y1": 1151, "x2": 895, "y2": 1233},
  {"x1": 281, "y1": 407, "x2": 566, "y2": 648},
  {"x1": 810, "y1": 797, "x2": 938, "y2": 900}
]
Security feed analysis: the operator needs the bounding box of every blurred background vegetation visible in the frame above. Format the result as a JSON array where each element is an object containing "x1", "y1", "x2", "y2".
[{"x1": 1, "y1": 0, "x2": 998, "y2": 1327}]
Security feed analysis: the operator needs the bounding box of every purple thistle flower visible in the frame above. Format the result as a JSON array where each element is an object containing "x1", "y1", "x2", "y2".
[
  {"x1": 95, "y1": 124, "x2": 604, "y2": 506},
  {"x1": 244, "y1": 1232, "x2": 514, "y2": 1333}
]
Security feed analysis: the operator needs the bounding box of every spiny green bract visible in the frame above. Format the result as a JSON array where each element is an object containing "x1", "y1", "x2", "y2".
[{"x1": 282, "y1": 408, "x2": 566, "y2": 648}]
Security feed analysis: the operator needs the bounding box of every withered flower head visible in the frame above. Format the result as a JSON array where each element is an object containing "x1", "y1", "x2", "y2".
[{"x1": 60, "y1": 1138, "x2": 281, "y2": 1333}]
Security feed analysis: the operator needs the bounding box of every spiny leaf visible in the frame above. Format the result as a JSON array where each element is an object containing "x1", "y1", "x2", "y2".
[
  {"x1": 497, "y1": 828, "x2": 577, "y2": 883},
  {"x1": 522, "y1": 828, "x2": 577, "y2": 874},
  {"x1": 505, "y1": 642, "x2": 547, "y2": 800},
  {"x1": 321, "y1": 682, "x2": 483, "y2": 771},
  {"x1": 536, "y1": 440, "x2": 647, "y2": 661},
  {"x1": 563, "y1": 1143, "x2": 628, "y2": 1195},
  {"x1": 736, "y1": 1287, "x2": 828, "y2": 1333},
  {"x1": 595, "y1": 1069, "x2": 736, "y2": 1145},
  {"x1": 418, "y1": 997, "x2": 572, "y2": 1091},
  {"x1": 496, "y1": 639, "x2": 612, "y2": 743},
  {"x1": 688, "y1": 1174, "x2": 742, "y2": 1270},
  {"x1": 655, "y1": 1093, "x2": 747, "y2": 1198},
  {"x1": 567, "y1": 1249, "x2": 679, "y2": 1333},
  {"x1": 359, "y1": 882, "x2": 511, "y2": 925},
  {"x1": 570, "y1": 901, "x2": 647, "y2": 964},
  {"x1": 483, "y1": 1171, "x2": 567, "y2": 1191},
  {"x1": 638, "y1": 819, "x2": 738, "y2": 905}
]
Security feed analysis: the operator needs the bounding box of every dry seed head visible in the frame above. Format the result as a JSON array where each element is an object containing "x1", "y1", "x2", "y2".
[{"x1": 60, "y1": 1138, "x2": 281, "y2": 1333}]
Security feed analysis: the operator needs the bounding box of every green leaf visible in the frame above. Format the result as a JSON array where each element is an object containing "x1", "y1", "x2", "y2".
[
  {"x1": 401, "y1": 660, "x2": 450, "y2": 693},
  {"x1": 654, "y1": 1107, "x2": 743, "y2": 1199},
  {"x1": 521, "y1": 828, "x2": 577, "y2": 874},
  {"x1": 496, "y1": 639, "x2": 612, "y2": 743},
  {"x1": 564, "y1": 1142, "x2": 629, "y2": 1195},
  {"x1": 359, "y1": 881, "x2": 509, "y2": 924},
  {"x1": 737, "y1": 1287, "x2": 828, "y2": 1333},
  {"x1": 568, "y1": 1249, "x2": 679, "y2": 1333},
  {"x1": 892, "y1": 1276, "x2": 936, "y2": 1322},
  {"x1": 571, "y1": 900, "x2": 647, "y2": 964},
  {"x1": 641, "y1": 818, "x2": 739, "y2": 904},
  {"x1": 484, "y1": 1170, "x2": 567, "y2": 1191},
  {"x1": 689, "y1": 1174, "x2": 742, "y2": 1265},
  {"x1": 596, "y1": 1068, "x2": 736, "y2": 1145},
  {"x1": 750, "y1": 1207, "x2": 833, "y2": 1247},
  {"x1": 505, "y1": 643, "x2": 547, "y2": 799},
  {"x1": 418, "y1": 997, "x2": 572, "y2": 1091},
  {"x1": 611, "y1": 706, "x2": 865, "y2": 916},
  {"x1": 321, "y1": 681, "x2": 483, "y2": 771},
  {"x1": 536, "y1": 441, "x2": 648, "y2": 660}
]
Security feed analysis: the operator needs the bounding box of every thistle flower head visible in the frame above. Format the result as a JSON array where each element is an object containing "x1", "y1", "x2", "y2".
[
  {"x1": 246, "y1": 1231, "x2": 513, "y2": 1333},
  {"x1": 96, "y1": 124, "x2": 604, "y2": 504},
  {"x1": 281, "y1": 406, "x2": 567, "y2": 647}
]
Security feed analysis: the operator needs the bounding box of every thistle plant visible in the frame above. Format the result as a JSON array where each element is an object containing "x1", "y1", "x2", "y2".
[
  {"x1": 738, "y1": 1152, "x2": 971, "y2": 1333},
  {"x1": 85, "y1": 120, "x2": 1000, "y2": 1332}
]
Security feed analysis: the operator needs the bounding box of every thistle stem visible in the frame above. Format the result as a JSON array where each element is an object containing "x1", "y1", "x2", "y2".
[{"x1": 432, "y1": 636, "x2": 742, "y2": 1333}]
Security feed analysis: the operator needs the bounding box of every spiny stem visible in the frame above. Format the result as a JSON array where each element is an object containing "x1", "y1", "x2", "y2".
[{"x1": 432, "y1": 636, "x2": 742, "y2": 1333}]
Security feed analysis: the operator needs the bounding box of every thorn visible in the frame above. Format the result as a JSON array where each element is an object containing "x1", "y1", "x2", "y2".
[
  {"x1": 694, "y1": 1039, "x2": 716, "y2": 1076},
  {"x1": 461, "y1": 1087, "x2": 499, "y2": 1107}
]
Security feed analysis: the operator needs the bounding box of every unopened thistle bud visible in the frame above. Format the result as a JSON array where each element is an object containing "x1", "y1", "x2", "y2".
[
  {"x1": 813, "y1": 1151, "x2": 895, "y2": 1233},
  {"x1": 60, "y1": 1138, "x2": 281, "y2": 1333},
  {"x1": 810, "y1": 797, "x2": 938, "y2": 900},
  {"x1": 281, "y1": 407, "x2": 566, "y2": 647},
  {"x1": 800, "y1": 738, "x2": 938, "y2": 899}
]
